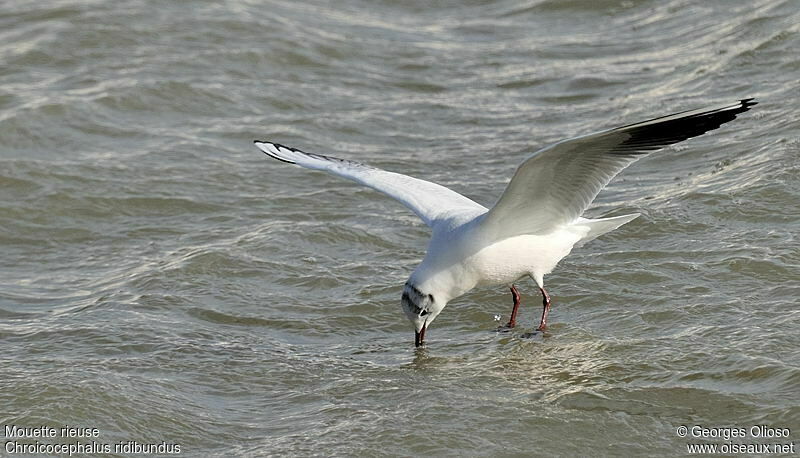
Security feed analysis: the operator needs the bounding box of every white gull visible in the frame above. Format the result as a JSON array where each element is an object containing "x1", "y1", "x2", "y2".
[{"x1": 255, "y1": 99, "x2": 756, "y2": 347}]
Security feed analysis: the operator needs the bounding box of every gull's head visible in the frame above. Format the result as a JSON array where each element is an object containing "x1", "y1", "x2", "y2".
[{"x1": 401, "y1": 282, "x2": 445, "y2": 347}]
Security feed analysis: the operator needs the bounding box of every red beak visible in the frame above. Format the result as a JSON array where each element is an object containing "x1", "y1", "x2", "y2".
[{"x1": 414, "y1": 323, "x2": 427, "y2": 347}]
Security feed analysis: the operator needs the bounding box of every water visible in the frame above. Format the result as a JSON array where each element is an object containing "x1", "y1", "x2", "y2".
[{"x1": 2, "y1": 0, "x2": 799, "y2": 455}]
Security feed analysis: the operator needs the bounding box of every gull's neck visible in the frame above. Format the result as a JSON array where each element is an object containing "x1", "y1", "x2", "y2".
[{"x1": 409, "y1": 257, "x2": 478, "y2": 306}]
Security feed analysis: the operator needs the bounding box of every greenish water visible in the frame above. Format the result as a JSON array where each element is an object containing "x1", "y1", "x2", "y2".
[{"x1": 1, "y1": 0, "x2": 799, "y2": 456}]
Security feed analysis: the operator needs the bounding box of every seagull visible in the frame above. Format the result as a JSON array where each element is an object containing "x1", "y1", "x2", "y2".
[{"x1": 255, "y1": 98, "x2": 756, "y2": 347}]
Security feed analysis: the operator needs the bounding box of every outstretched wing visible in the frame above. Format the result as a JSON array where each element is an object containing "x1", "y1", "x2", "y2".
[
  {"x1": 479, "y1": 98, "x2": 757, "y2": 239},
  {"x1": 255, "y1": 141, "x2": 487, "y2": 229}
]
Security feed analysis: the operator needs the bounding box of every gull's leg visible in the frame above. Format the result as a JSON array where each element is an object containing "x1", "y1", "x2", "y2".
[
  {"x1": 499, "y1": 284, "x2": 522, "y2": 330},
  {"x1": 536, "y1": 287, "x2": 551, "y2": 331}
]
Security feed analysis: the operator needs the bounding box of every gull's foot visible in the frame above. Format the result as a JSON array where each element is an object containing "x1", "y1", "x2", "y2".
[
  {"x1": 520, "y1": 330, "x2": 546, "y2": 339},
  {"x1": 496, "y1": 321, "x2": 516, "y2": 333}
]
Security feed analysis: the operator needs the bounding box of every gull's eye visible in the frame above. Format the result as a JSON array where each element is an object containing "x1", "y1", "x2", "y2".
[{"x1": 420, "y1": 310, "x2": 429, "y2": 316}]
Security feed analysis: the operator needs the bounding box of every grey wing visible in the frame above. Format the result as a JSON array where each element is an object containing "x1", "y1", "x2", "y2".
[
  {"x1": 255, "y1": 141, "x2": 487, "y2": 229},
  {"x1": 479, "y1": 98, "x2": 757, "y2": 239}
]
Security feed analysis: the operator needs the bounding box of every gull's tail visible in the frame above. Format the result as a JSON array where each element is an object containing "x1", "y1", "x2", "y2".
[{"x1": 574, "y1": 214, "x2": 640, "y2": 246}]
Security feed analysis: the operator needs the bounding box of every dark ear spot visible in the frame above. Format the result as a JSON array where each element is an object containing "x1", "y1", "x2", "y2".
[{"x1": 428, "y1": 294, "x2": 434, "y2": 303}]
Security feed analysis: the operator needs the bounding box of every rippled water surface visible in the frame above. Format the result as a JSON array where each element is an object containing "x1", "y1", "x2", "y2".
[{"x1": 2, "y1": 0, "x2": 799, "y2": 456}]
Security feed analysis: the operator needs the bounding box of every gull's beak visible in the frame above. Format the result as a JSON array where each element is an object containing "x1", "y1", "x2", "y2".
[{"x1": 414, "y1": 323, "x2": 427, "y2": 347}]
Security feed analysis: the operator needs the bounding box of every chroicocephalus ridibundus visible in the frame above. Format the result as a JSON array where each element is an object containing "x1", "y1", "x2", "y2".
[{"x1": 256, "y1": 98, "x2": 756, "y2": 347}]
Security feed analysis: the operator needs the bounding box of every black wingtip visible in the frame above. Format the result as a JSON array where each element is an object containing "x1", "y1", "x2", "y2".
[
  {"x1": 609, "y1": 98, "x2": 759, "y2": 154},
  {"x1": 740, "y1": 98, "x2": 758, "y2": 109},
  {"x1": 254, "y1": 140, "x2": 297, "y2": 164},
  {"x1": 725, "y1": 98, "x2": 757, "y2": 117}
]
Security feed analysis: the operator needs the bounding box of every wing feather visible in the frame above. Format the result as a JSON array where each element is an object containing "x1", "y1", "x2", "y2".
[
  {"x1": 255, "y1": 141, "x2": 487, "y2": 229},
  {"x1": 479, "y1": 99, "x2": 757, "y2": 239}
]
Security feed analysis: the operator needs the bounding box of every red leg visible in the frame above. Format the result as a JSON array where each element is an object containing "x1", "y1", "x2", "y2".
[
  {"x1": 504, "y1": 284, "x2": 522, "y2": 329},
  {"x1": 536, "y1": 287, "x2": 551, "y2": 331}
]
